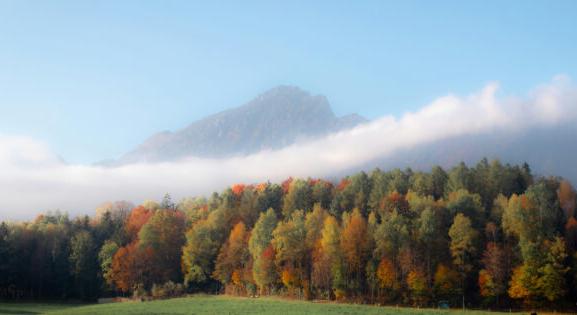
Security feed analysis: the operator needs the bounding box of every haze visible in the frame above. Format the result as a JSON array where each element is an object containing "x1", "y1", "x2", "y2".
[{"x1": 1, "y1": 1, "x2": 577, "y2": 219}]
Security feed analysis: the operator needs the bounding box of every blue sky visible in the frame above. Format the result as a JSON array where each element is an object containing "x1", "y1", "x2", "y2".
[{"x1": 1, "y1": 0, "x2": 576, "y2": 163}]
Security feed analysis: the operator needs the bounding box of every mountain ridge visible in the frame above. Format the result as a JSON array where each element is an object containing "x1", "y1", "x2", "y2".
[{"x1": 116, "y1": 86, "x2": 368, "y2": 164}]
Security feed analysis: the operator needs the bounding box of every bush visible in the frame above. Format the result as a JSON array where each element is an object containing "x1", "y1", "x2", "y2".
[
  {"x1": 174, "y1": 283, "x2": 185, "y2": 297},
  {"x1": 151, "y1": 283, "x2": 165, "y2": 299},
  {"x1": 334, "y1": 288, "x2": 347, "y2": 301},
  {"x1": 151, "y1": 281, "x2": 186, "y2": 299},
  {"x1": 132, "y1": 283, "x2": 147, "y2": 300}
]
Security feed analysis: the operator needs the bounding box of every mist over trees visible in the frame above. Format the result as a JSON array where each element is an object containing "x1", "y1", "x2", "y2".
[{"x1": 1, "y1": 159, "x2": 576, "y2": 310}]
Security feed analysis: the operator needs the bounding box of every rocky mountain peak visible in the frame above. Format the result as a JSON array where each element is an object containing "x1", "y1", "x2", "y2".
[{"x1": 116, "y1": 86, "x2": 367, "y2": 164}]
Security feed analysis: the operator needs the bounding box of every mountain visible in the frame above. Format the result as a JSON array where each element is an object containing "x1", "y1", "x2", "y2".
[
  {"x1": 341, "y1": 122, "x2": 577, "y2": 185},
  {"x1": 113, "y1": 86, "x2": 577, "y2": 185},
  {"x1": 117, "y1": 86, "x2": 368, "y2": 164}
]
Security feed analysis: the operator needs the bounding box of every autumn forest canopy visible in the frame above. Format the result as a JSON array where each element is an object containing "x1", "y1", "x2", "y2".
[{"x1": 1, "y1": 159, "x2": 577, "y2": 310}]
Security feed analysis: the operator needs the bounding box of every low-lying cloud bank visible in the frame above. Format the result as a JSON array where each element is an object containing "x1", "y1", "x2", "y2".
[{"x1": 2, "y1": 76, "x2": 577, "y2": 220}]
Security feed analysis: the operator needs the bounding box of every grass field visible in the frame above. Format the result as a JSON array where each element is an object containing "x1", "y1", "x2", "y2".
[
  {"x1": 0, "y1": 302, "x2": 83, "y2": 314},
  {"x1": 0, "y1": 295, "x2": 541, "y2": 315}
]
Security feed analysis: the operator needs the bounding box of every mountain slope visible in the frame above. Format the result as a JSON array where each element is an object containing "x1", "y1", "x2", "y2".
[
  {"x1": 117, "y1": 86, "x2": 367, "y2": 164},
  {"x1": 342, "y1": 123, "x2": 577, "y2": 185}
]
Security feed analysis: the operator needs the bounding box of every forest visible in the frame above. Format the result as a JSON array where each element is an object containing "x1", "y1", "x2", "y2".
[{"x1": 1, "y1": 158, "x2": 576, "y2": 311}]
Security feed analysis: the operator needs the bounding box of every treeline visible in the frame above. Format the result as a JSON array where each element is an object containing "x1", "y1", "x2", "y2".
[{"x1": 1, "y1": 159, "x2": 576, "y2": 310}]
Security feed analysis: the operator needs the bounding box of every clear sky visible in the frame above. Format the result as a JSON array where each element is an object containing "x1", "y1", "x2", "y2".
[{"x1": 1, "y1": 0, "x2": 576, "y2": 164}]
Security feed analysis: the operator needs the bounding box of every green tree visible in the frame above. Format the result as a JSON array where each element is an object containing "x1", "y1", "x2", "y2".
[
  {"x1": 311, "y1": 180, "x2": 333, "y2": 210},
  {"x1": 0, "y1": 222, "x2": 11, "y2": 289},
  {"x1": 238, "y1": 187, "x2": 260, "y2": 228},
  {"x1": 447, "y1": 162, "x2": 472, "y2": 193},
  {"x1": 69, "y1": 231, "x2": 99, "y2": 300},
  {"x1": 139, "y1": 209, "x2": 186, "y2": 283},
  {"x1": 332, "y1": 172, "x2": 371, "y2": 217},
  {"x1": 374, "y1": 210, "x2": 409, "y2": 262},
  {"x1": 410, "y1": 172, "x2": 434, "y2": 197},
  {"x1": 537, "y1": 237, "x2": 568, "y2": 302},
  {"x1": 449, "y1": 213, "x2": 478, "y2": 309},
  {"x1": 368, "y1": 168, "x2": 388, "y2": 211},
  {"x1": 305, "y1": 204, "x2": 328, "y2": 250},
  {"x1": 407, "y1": 269, "x2": 429, "y2": 306},
  {"x1": 248, "y1": 208, "x2": 279, "y2": 294},
  {"x1": 282, "y1": 179, "x2": 313, "y2": 218},
  {"x1": 446, "y1": 189, "x2": 485, "y2": 228},
  {"x1": 431, "y1": 165, "x2": 448, "y2": 200},
  {"x1": 313, "y1": 215, "x2": 343, "y2": 299},
  {"x1": 388, "y1": 168, "x2": 411, "y2": 195},
  {"x1": 417, "y1": 205, "x2": 443, "y2": 286},
  {"x1": 340, "y1": 208, "x2": 370, "y2": 295},
  {"x1": 255, "y1": 183, "x2": 283, "y2": 218},
  {"x1": 98, "y1": 240, "x2": 119, "y2": 291},
  {"x1": 182, "y1": 208, "x2": 228, "y2": 287},
  {"x1": 272, "y1": 210, "x2": 308, "y2": 297}
]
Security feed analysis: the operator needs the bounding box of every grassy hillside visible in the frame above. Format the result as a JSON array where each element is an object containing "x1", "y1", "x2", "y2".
[{"x1": 0, "y1": 295, "x2": 521, "y2": 315}]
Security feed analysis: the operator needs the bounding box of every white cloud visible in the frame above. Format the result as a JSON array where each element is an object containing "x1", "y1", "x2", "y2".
[{"x1": 1, "y1": 76, "x2": 576, "y2": 220}]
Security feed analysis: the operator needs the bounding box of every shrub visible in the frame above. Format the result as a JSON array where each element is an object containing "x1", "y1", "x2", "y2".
[
  {"x1": 151, "y1": 281, "x2": 186, "y2": 299},
  {"x1": 132, "y1": 283, "x2": 147, "y2": 300}
]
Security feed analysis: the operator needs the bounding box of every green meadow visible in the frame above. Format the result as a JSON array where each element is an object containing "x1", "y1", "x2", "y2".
[{"x1": 0, "y1": 295, "x2": 537, "y2": 315}]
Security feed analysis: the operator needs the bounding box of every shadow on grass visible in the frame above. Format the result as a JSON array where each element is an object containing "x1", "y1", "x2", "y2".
[{"x1": 0, "y1": 307, "x2": 39, "y2": 314}]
